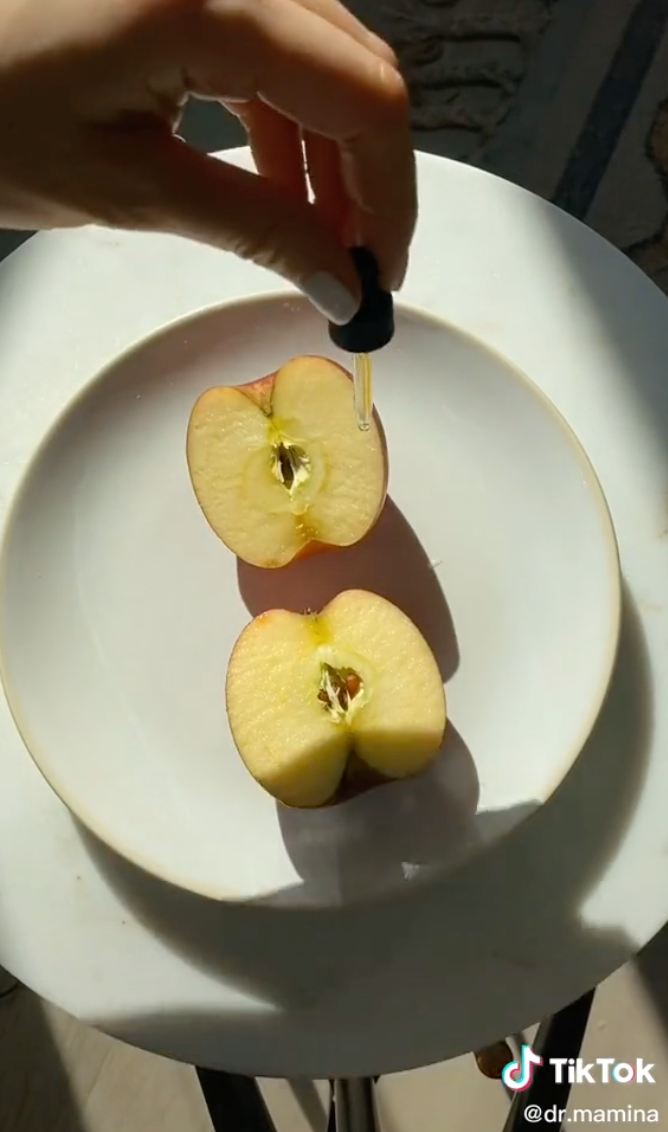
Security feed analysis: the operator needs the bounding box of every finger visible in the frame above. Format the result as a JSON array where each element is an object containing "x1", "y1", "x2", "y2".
[
  {"x1": 339, "y1": 124, "x2": 416, "y2": 290},
  {"x1": 224, "y1": 100, "x2": 307, "y2": 202},
  {"x1": 303, "y1": 132, "x2": 348, "y2": 236},
  {"x1": 99, "y1": 131, "x2": 361, "y2": 323},
  {"x1": 185, "y1": 0, "x2": 416, "y2": 289},
  {"x1": 290, "y1": 0, "x2": 398, "y2": 67}
]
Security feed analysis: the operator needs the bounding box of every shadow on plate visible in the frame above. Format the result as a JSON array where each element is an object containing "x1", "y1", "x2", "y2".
[
  {"x1": 276, "y1": 723, "x2": 482, "y2": 905},
  {"x1": 237, "y1": 496, "x2": 459, "y2": 683},
  {"x1": 80, "y1": 584, "x2": 651, "y2": 1077}
]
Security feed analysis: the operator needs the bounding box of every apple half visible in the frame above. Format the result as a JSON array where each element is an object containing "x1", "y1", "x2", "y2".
[
  {"x1": 186, "y1": 355, "x2": 388, "y2": 568},
  {"x1": 225, "y1": 589, "x2": 447, "y2": 808}
]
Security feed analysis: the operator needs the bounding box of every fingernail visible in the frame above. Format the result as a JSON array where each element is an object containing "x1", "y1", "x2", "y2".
[
  {"x1": 301, "y1": 272, "x2": 360, "y2": 325},
  {"x1": 385, "y1": 258, "x2": 408, "y2": 293}
]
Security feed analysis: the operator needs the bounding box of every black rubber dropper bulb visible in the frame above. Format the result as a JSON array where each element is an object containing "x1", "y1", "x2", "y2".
[{"x1": 327, "y1": 247, "x2": 394, "y2": 353}]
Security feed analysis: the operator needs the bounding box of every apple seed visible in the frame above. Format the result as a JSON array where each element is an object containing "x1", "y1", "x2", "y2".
[
  {"x1": 345, "y1": 673, "x2": 361, "y2": 697},
  {"x1": 272, "y1": 442, "x2": 310, "y2": 492}
]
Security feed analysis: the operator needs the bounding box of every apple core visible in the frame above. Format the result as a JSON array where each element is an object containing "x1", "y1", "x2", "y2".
[
  {"x1": 272, "y1": 440, "x2": 310, "y2": 493},
  {"x1": 317, "y1": 663, "x2": 365, "y2": 724}
]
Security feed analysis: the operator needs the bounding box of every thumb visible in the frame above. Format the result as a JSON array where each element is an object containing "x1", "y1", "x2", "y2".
[{"x1": 110, "y1": 133, "x2": 362, "y2": 325}]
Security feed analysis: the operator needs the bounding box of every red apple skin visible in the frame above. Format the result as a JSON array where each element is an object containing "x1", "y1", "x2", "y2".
[{"x1": 232, "y1": 356, "x2": 389, "y2": 565}]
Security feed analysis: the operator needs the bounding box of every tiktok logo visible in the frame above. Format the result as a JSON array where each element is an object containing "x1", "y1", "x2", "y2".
[{"x1": 502, "y1": 1045, "x2": 543, "y2": 1092}]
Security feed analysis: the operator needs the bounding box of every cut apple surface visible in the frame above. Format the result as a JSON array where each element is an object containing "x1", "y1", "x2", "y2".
[
  {"x1": 225, "y1": 589, "x2": 447, "y2": 808},
  {"x1": 186, "y1": 355, "x2": 388, "y2": 568}
]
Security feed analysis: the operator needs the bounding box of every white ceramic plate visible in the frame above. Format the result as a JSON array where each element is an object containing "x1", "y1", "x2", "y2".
[{"x1": 0, "y1": 292, "x2": 620, "y2": 905}]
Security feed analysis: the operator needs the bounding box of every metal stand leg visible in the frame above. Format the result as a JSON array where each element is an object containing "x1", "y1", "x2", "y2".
[
  {"x1": 328, "y1": 1079, "x2": 380, "y2": 1132},
  {"x1": 503, "y1": 990, "x2": 595, "y2": 1132},
  {"x1": 196, "y1": 1067, "x2": 277, "y2": 1132},
  {"x1": 195, "y1": 991, "x2": 595, "y2": 1132}
]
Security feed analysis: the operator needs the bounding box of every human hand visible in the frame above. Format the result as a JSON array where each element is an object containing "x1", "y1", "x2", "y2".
[{"x1": 0, "y1": 0, "x2": 416, "y2": 321}]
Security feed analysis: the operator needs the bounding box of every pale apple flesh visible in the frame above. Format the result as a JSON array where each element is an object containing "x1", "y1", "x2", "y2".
[
  {"x1": 186, "y1": 356, "x2": 388, "y2": 568},
  {"x1": 225, "y1": 590, "x2": 447, "y2": 808}
]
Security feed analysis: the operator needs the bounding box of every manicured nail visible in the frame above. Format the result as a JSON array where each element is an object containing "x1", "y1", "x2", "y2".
[
  {"x1": 388, "y1": 252, "x2": 409, "y2": 292},
  {"x1": 301, "y1": 272, "x2": 360, "y2": 325}
]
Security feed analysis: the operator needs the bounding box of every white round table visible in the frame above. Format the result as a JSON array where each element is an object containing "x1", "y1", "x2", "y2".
[{"x1": 0, "y1": 150, "x2": 666, "y2": 1079}]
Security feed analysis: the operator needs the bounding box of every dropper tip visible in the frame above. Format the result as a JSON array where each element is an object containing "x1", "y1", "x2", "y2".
[{"x1": 352, "y1": 352, "x2": 373, "y2": 432}]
